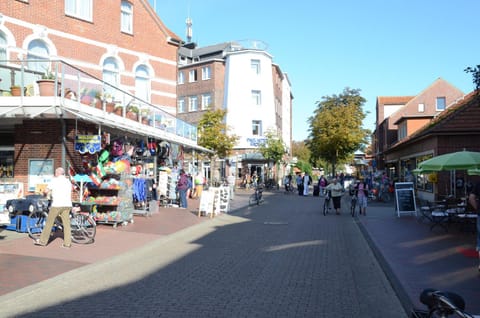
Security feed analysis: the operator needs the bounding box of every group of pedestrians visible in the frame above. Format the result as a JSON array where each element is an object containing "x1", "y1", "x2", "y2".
[{"x1": 284, "y1": 173, "x2": 370, "y2": 216}]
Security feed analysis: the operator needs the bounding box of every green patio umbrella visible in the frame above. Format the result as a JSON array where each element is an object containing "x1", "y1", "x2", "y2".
[{"x1": 418, "y1": 150, "x2": 480, "y2": 171}]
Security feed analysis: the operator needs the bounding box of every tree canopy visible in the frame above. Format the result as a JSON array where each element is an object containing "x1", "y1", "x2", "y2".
[
  {"x1": 197, "y1": 109, "x2": 237, "y2": 159},
  {"x1": 258, "y1": 130, "x2": 285, "y2": 165},
  {"x1": 307, "y1": 87, "x2": 370, "y2": 176}
]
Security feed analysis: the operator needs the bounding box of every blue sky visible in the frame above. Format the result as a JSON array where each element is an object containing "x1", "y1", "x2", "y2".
[{"x1": 150, "y1": 0, "x2": 479, "y2": 141}]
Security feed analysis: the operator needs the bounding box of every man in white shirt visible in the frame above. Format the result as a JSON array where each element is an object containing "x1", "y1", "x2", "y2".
[
  {"x1": 34, "y1": 167, "x2": 72, "y2": 248},
  {"x1": 227, "y1": 173, "x2": 236, "y2": 200}
]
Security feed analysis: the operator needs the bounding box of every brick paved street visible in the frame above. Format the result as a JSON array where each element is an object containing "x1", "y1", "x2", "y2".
[
  {"x1": 0, "y1": 191, "x2": 406, "y2": 317},
  {"x1": 1, "y1": 188, "x2": 479, "y2": 317}
]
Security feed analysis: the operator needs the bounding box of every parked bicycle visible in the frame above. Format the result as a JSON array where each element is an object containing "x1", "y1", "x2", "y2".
[
  {"x1": 27, "y1": 202, "x2": 96, "y2": 244},
  {"x1": 249, "y1": 184, "x2": 264, "y2": 206},
  {"x1": 411, "y1": 288, "x2": 478, "y2": 318},
  {"x1": 323, "y1": 190, "x2": 332, "y2": 216}
]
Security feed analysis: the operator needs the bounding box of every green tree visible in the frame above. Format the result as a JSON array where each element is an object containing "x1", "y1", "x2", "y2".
[
  {"x1": 258, "y1": 130, "x2": 285, "y2": 183},
  {"x1": 197, "y1": 109, "x2": 237, "y2": 182},
  {"x1": 307, "y1": 87, "x2": 369, "y2": 177},
  {"x1": 291, "y1": 140, "x2": 310, "y2": 163}
]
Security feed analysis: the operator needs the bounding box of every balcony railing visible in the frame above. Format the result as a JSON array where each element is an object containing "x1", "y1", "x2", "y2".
[{"x1": 0, "y1": 59, "x2": 197, "y2": 142}]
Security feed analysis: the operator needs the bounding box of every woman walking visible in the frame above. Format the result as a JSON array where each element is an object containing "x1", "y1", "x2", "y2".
[{"x1": 326, "y1": 178, "x2": 344, "y2": 215}]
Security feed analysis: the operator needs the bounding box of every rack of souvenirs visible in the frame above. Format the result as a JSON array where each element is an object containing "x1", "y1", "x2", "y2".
[{"x1": 84, "y1": 147, "x2": 134, "y2": 227}]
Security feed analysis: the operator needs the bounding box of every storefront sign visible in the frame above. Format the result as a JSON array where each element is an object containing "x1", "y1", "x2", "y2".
[
  {"x1": 246, "y1": 137, "x2": 266, "y2": 147},
  {"x1": 75, "y1": 135, "x2": 102, "y2": 154}
]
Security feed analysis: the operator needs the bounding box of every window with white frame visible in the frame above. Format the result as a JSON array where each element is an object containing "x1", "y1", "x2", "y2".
[
  {"x1": 202, "y1": 66, "x2": 211, "y2": 80},
  {"x1": 27, "y1": 39, "x2": 50, "y2": 72},
  {"x1": 102, "y1": 57, "x2": 119, "y2": 97},
  {"x1": 121, "y1": 1, "x2": 133, "y2": 34},
  {"x1": 436, "y1": 97, "x2": 446, "y2": 111},
  {"x1": 252, "y1": 120, "x2": 262, "y2": 136},
  {"x1": 178, "y1": 71, "x2": 185, "y2": 84},
  {"x1": 251, "y1": 90, "x2": 261, "y2": 105},
  {"x1": 188, "y1": 96, "x2": 198, "y2": 111},
  {"x1": 251, "y1": 59, "x2": 260, "y2": 75},
  {"x1": 418, "y1": 103, "x2": 425, "y2": 112},
  {"x1": 178, "y1": 98, "x2": 186, "y2": 113},
  {"x1": 0, "y1": 31, "x2": 7, "y2": 61},
  {"x1": 189, "y1": 69, "x2": 197, "y2": 82},
  {"x1": 201, "y1": 93, "x2": 211, "y2": 110},
  {"x1": 65, "y1": 0, "x2": 93, "y2": 21},
  {"x1": 135, "y1": 64, "x2": 150, "y2": 102}
]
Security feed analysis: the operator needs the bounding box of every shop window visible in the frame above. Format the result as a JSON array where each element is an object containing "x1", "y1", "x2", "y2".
[
  {"x1": 416, "y1": 154, "x2": 433, "y2": 192},
  {"x1": 0, "y1": 149, "x2": 14, "y2": 178}
]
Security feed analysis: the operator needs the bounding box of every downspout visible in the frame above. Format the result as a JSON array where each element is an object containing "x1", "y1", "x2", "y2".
[{"x1": 61, "y1": 118, "x2": 66, "y2": 169}]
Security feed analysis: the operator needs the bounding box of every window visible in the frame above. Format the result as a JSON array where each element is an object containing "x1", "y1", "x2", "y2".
[
  {"x1": 27, "y1": 39, "x2": 50, "y2": 72},
  {"x1": 135, "y1": 64, "x2": 150, "y2": 102},
  {"x1": 202, "y1": 66, "x2": 211, "y2": 80},
  {"x1": 178, "y1": 98, "x2": 186, "y2": 113},
  {"x1": 178, "y1": 71, "x2": 184, "y2": 84},
  {"x1": 251, "y1": 59, "x2": 260, "y2": 75},
  {"x1": 0, "y1": 31, "x2": 7, "y2": 61},
  {"x1": 121, "y1": 1, "x2": 133, "y2": 34},
  {"x1": 201, "y1": 94, "x2": 211, "y2": 110},
  {"x1": 252, "y1": 120, "x2": 262, "y2": 136},
  {"x1": 398, "y1": 122, "x2": 407, "y2": 140},
  {"x1": 65, "y1": 0, "x2": 93, "y2": 21},
  {"x1": 251, "y1": 90, "x2": 261, "y2": 105},
  {"x1": 188, "y1": 96, "x2": 198, "y2": 111},
  {"x1": 102, "y1": 57, "x2": 119, "y2": 97},
  {"x1": 418, "y1": 103, "x2": 425, "y2": 112},
  {"x1": 436, "y1": 97, "x2": 446, "y2": 111},
  {"x1": 188, "y1": 69, "x2": 197, "y2": 82}
]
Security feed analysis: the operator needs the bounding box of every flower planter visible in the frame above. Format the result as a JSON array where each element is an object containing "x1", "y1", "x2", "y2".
[
  {"x1": 105, "y1": 102, "x2": 115, "y2": 113},
  {"x1": 114, "y1": 107, "x2": 123, "y2": 116},
  {"x1": 10, "y1": 86, "x2": 22, "y2": 96},
  {"x1": 126, "y1": 111, "x2": 138, "y2": 121},
  {"x1": 37, "y1": 79, "x2": 60, "y2": 96}
]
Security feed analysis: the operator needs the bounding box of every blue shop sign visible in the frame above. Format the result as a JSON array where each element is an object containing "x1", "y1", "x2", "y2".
[{"x1": 75, "y1": 135, "x2": 102, "y2": 154}]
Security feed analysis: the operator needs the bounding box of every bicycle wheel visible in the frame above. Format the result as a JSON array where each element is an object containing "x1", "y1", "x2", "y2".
[
  {"x1": 27, "y1": 210, "x2": 48, "y2": 240},
  {"x1": 249, "y1": 194, "x2": 257, "y2": 206},
  {"x1": 351, "y1": 198, "x2": 357, "y2": 217},
  {"x1": 323, "y1": 199, "x2": 329, "y2": 216},
  {"x1": 70, "y1": 213, "x2": 96, "y2": 244}
]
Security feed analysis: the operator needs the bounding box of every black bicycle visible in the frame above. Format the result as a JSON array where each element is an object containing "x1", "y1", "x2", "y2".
[
  {"x1": 350, "y1": 193, "x2": 358, "y2": 217},
  {"x1": 411, "y1": 288, "x2": 477, "y2": 318},
  {"x1": 323, "y1": 191, "x2": 331, "y2": 216},
  {"x1": 249, "y1": 185, "x2": 264, "y2": 206}
]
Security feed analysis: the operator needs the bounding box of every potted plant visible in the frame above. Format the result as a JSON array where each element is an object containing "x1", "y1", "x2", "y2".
[
  {"x1": 126, "y1": 104, "x2": 139, "y2": 121},
  {"x1": 113, "y1": 103, "x2": 124, "y2": 116},
  {"x1": 37, "y1": 69, "x2": 60, "y2": 96},
  {"x1": 140, "y1": 108, "x2": 152, "y2": 125},
  {"x1": 10, "y1": 85, "x2": 22, "y2": 96}
]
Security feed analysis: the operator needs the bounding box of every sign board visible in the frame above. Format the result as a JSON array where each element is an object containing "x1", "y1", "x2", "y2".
[
  {"x1": 395, "y1": 182, "x2": 417, "y2": 217},
  {"x1": 198, "y1": 190, "x2": 214, "y2": 216},
  {"x1": 74, "y1": 135, "x2": 102, "y2": 154}
]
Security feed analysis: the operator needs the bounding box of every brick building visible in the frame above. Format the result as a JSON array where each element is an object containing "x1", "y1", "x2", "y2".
[
  {"x1": 177, "y1": 40, "x2": 293, "y2": 184},
  {"x1": 0, "y1": 1, "x2": 207, "y2": 195}
]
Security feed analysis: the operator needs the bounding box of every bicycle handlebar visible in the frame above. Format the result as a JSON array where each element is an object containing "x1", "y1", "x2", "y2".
[{"x1": 418, "y1": 289, "x2": 476, "y2": 318}]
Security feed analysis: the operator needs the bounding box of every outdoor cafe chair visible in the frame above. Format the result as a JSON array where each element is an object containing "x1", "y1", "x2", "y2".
[{"x1": 429, "y1": 204, "x2": 450, "y2": 232}]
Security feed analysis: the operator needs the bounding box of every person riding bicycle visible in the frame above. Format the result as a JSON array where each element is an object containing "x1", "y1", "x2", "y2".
[
  {"x1": 354, "y1": 177, "x2": 369, "y2": 216},
  {"x1": 33, "y1": 167, "x2": 72, "y2": 248},
  {"x1": 318, "y1": 175, "x2": 328, "y2": 196}
]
